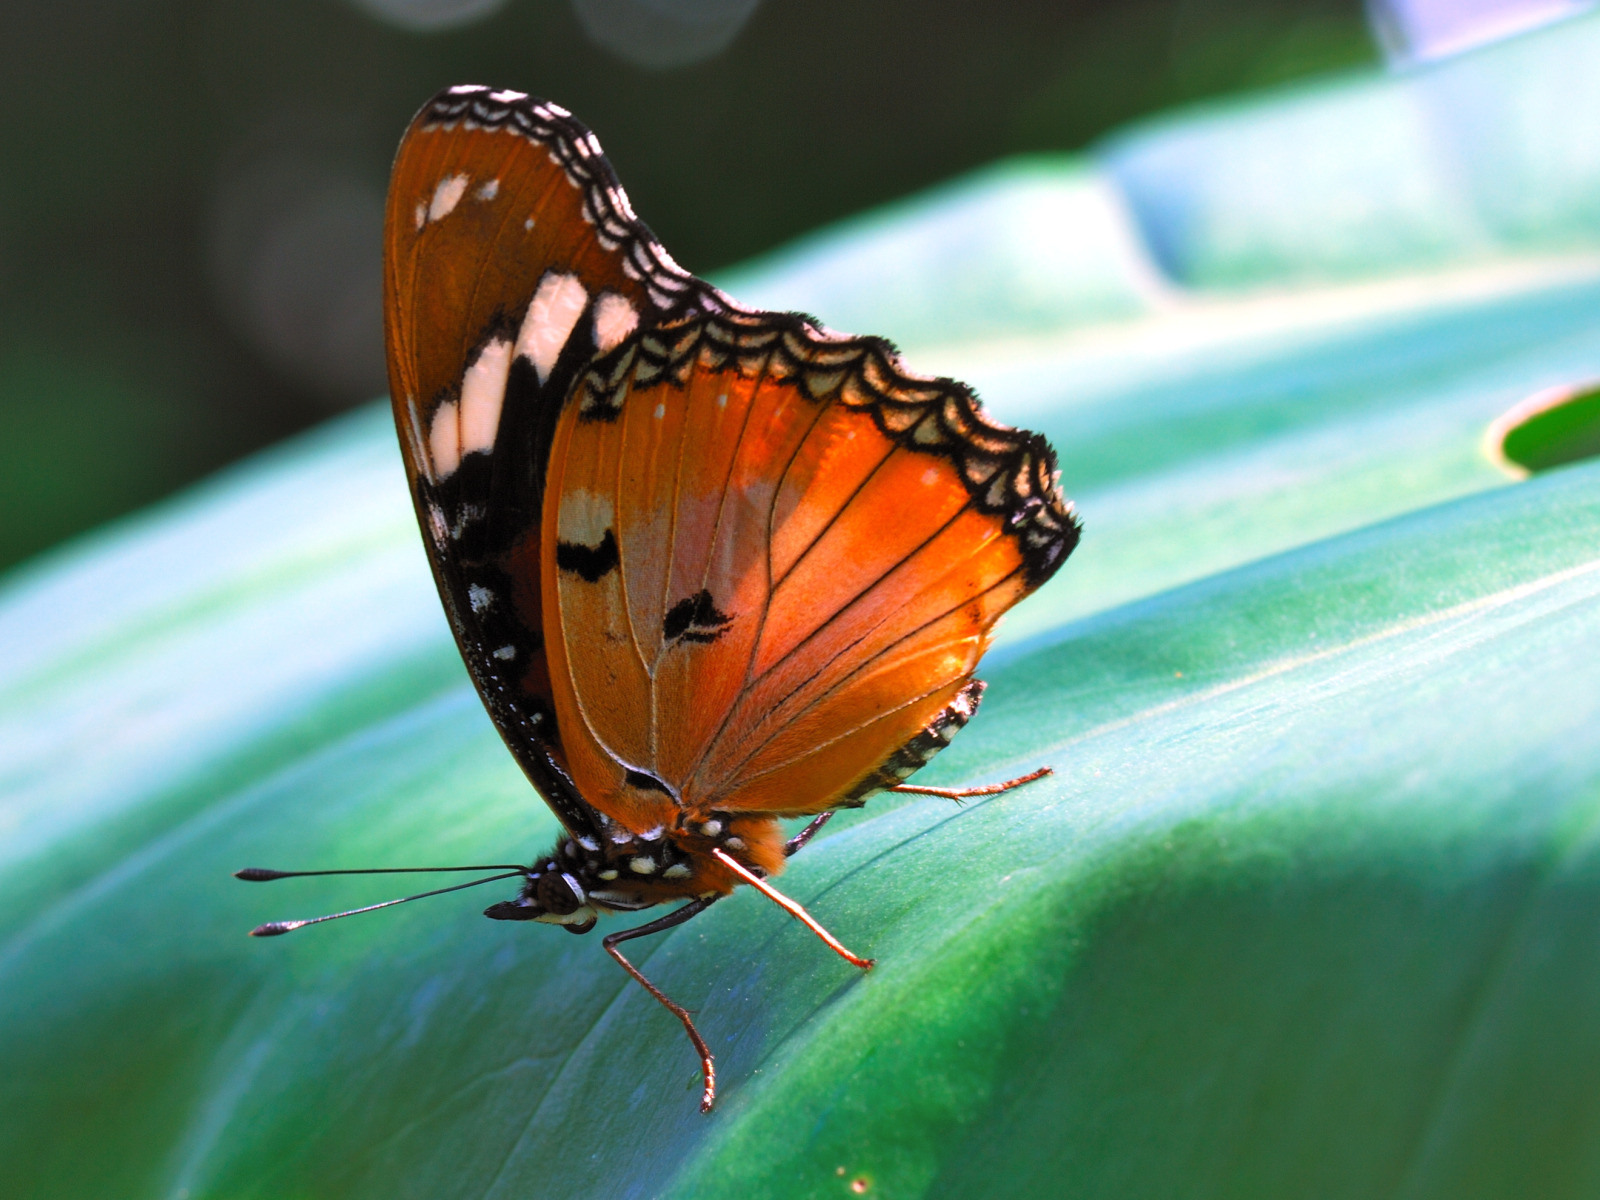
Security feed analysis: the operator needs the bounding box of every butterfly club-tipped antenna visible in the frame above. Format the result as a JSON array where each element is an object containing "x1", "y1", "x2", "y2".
[{"x1": 234, "y1": 863, "x2": 532, "y2": 937}]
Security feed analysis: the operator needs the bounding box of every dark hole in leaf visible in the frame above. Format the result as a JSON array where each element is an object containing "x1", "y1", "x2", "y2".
[{"x1": 1488, "y1": 381, "x2": 1600, "y2": 476}]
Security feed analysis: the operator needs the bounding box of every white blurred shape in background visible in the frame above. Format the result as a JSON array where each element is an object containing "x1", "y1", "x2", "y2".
[
  {"x1": 1368, "y1": 0, "x2": 1597, "y2": 61},
  {"x1": 348, "y1": 0, "x2": 509, "y2": 32},
  {"x1": 209, "y1": 148, "x2": 388, "y2": 407},
  {"x1": 571, "y1": 0, "x2": 764, "y2": 69}
]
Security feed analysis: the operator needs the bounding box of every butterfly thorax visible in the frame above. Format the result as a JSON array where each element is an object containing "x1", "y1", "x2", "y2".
[{"x1": 482, "y1": 812, "x2": 786, "y2": 933}]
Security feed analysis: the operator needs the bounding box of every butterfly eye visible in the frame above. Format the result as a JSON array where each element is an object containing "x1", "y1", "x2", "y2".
[{"x1": 536, "y1": 870, "x2": 586, "y2": 915}]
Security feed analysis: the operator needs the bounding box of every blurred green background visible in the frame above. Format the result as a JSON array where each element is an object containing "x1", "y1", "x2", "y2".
[
  {"x1": 0, "y1": 0, "x2": 1381, "y2": 575},
  {"x1": 11, "y1": 5, "x2": 1600, "y2": 1196}
]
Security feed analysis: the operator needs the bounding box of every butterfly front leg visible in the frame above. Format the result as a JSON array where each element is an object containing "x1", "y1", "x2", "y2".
[{"x1": 601, "y1": 896, "x2": 722, "y2": 1112}]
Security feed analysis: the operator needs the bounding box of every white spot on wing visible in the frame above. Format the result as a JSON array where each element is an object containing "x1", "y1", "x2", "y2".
[
  {"x1": 468, "y1": 584, "x2": 493, "y2": 614},
  {"x1": 429, "y1": 400, "x2": 461, "y2": 479},
  {"x1": 475, "y1": 178, "x2": 500, "y2": 201},
  {"x1": 493, "y1": 645, "x2": 516, "y2": 661},
  {"x1": 663, "y1": 863, "x2": 691, "y2": 880},
  {"x1": 523, "y1": 216, "x2": 536, "y2": 231},
  {"x1": 413, "y1": 201, "x2": 427, "y2": 230},
  {"x1": 557, "y1": 488, "x2": 615, "y2": 546},
  {"x1": 516, "y1": 272, "x2": 588, "y2": 385},
  {"x1": 448, "y1": 84, "x2": 489, "y2": 95},
  {"x1": 488, "y1": 89, "x2": 526, "y2": 102},
  {"x1": 459, "y1": 337, "x2": 513, "y2": 456},
  {"x1": 592, "y1": 292, "x2": 639, "y2": 354},
  {"x1": 428, "y1": 174, "x2": 470, "y2": 223}
]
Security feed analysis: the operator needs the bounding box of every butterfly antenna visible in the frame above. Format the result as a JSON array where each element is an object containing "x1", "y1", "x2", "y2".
[
  {"x1": 244, "y1": 871, "x2": 527, "y2": 937},
  {"x1": 710, "y1": 847, "x2": 874, "y2": 970},
  {"x1": 235, "y1": 864, "x2": 530, "y2": 881}
]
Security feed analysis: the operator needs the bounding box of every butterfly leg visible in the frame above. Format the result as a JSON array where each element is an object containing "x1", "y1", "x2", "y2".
[
  {"x1": 889, "y1": 765, "x2": 1053, "y2": 800},
  {"x1": 711, "y1": 847, "x2": 874, "y2": 971},
  {"x1": 602, "y1": 896, "x2": 721, "y2": 1112},
  {"x1": 784, "y1": 811, "x2": 834, "y2": 857}
]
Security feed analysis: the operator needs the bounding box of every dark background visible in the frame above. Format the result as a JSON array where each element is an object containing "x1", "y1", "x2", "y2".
[{"x1": 0, "y1": 0, "x2": 1374, "y2": 575}]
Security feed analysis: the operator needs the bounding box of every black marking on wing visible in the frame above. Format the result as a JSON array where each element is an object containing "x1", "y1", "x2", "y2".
[
  {"x1": 663, "y1": 590, "x2": 734, "y2": 645},
  {"x1": 625, "y1": 768, "x2": 678, "y2": 799},
  {"x1": 410, "y1": 475, "x2": 601, "y2": 841},
  {"x1": 556, "y1": 529, "x2": 619, "y2": 581}
]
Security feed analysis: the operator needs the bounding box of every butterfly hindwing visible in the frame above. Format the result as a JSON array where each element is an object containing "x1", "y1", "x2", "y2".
[{"x1": 540, "y1": 311, "x2": 1078, "y2": 827}]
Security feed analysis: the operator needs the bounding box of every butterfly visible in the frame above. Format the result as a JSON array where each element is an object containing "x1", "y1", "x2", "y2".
[{"x1": 239, "y1": 84, "x2": 1079, "y2": 1111}]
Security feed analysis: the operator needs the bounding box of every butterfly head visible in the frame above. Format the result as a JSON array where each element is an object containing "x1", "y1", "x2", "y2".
[
  {"x1": 482, "y1": 851, "x2": 605, "y2": 934},
  {"x1": 482, "y1": 828, "x2": 699, "y2": 932}
]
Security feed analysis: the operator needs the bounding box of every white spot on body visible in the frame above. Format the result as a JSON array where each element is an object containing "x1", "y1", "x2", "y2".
[
  {"x1": 458, "y1": 337, "x2": 513, "y2": 456},
  {"x1": 427, "y1": 174, "x2": 470, "y2": 223},
  {"x1": 641, "y1": 826, "x2": 664, "y2": 841},
  {"x1": 539, "y1": 904, "x2": 597, "y2": 928},
  {"x1": 517, "y1": 272, "x2": 588, "y2": 384},
  {"x1": 629, "y1": 857, "x2": 658, "y2": 875},
  {"x1": 700, "y1": 819, "x2": 722, "y2": 837},
  {"x1": 723, "y1": 836, "x2": 746, "y2": 852},
  {"x1": 592, "y1": 291, "x2": 639, "y2": 354},
  {"x1": 598, "y1": 869, "x2": 619, "y2": 880},
  {"x1": 475, "y1": 178, "x2": 500, "y2": 201},
  {"x1": 468, "y1": 584, "x2": 493, "y2": 614},
  {"x1": 557, "y1": 488, "x2": 616, "y2": 547},
  {"x1": 576, "y1": 836, "x2": 599, "y2": 852},
  {"x1": 428, "y1": 400, "x2": 461, "y2": 478}
]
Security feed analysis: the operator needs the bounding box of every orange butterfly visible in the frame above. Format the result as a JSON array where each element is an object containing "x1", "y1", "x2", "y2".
[{"x1": 240, "y1": 85, "x2": 1079, "y2": 1111}]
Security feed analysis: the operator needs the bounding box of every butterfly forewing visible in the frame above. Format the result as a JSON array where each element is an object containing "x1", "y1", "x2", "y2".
[{"x1": 382, "y1": 86, "x2": 729, "y2": 835}]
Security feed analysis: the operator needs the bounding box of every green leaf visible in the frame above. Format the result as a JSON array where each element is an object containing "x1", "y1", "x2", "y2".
[{"x1": 8, "y1": 18, "x2": 1600, "y2": 1200}]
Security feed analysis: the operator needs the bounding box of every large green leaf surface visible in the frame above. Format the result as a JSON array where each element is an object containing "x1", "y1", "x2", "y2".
[{"x1": 6, "y1": 19, "x2": 1600, "y2": 1199}]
